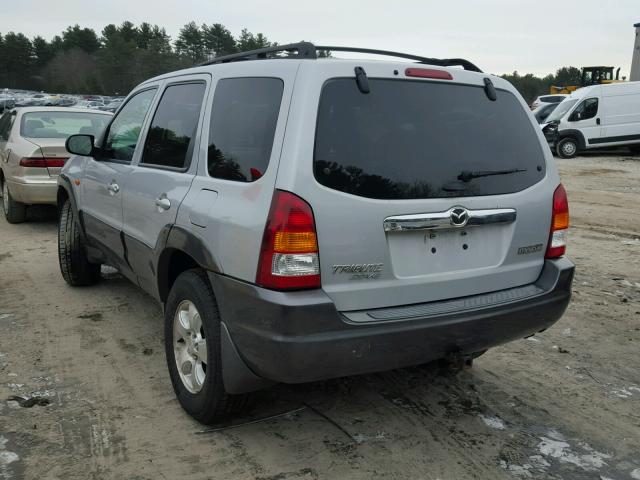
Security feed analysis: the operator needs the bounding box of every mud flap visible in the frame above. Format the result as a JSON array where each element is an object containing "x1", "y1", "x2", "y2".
[{"x1": 220, "y1": 321, "x2": 274, "y2": 394}]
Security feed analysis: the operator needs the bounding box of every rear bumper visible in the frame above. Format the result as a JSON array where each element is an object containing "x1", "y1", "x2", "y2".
[
  {"x1": 210, "y1": 258, "x2": 574, "y2": 386},
  {"x1": 6, "y1": 177, "x2": 57, "y2": 205}
]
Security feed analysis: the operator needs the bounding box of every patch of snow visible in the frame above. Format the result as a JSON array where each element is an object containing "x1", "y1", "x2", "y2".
[
  {"x1": 0, "y1": 436, "x2": 19, "y2": 466},
  {"x1": 526, "y1": 336, "x2": 541, "y2": 343},
  {"x1": 538, "y1": 436, "x2": 611, "y2": 471},
  {"x1": 353, "y1": 432, "x2": 387, "y2": 443},
  {"x1": 546, "y1": 429, "x2": 566, "y2": 442},
  {"x1": 610, "y1": 386, "x2": 640, "y2": 399},
  {"x1": 621, "y1": 238, "x2": 640, "y2": 246},
  {"x1": 480, "y1": 415, "x2": 506, "y2": 430},
  {"x1": 631, "y1": 468, "x2": 640, "y2": 480},
  {"x1": 562, "y1": 328, "x2": 572, "y2": 336},
  {"x1": 500, "y1": 460, "x2": 532, "y2": 478}
]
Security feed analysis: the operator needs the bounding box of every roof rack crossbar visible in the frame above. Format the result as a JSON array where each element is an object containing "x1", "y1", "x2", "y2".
[
  {"x1": 199, "y1": 42, "x2": 482, "y2": 73},
  {"x1": 200, "y1": 42, "x2": 317, "y2": 65},
  {"x1": 315, "y1": 46, "x2": 482, "y2": 72}
]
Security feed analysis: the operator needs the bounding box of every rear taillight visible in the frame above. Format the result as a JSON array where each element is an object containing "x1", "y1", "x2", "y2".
[
  {"x1": 545, "y1": 184, "x2": 569, "y2": 258},
  {"x1": 257, "y1": 190, "x2": 321, "y2": 290},
  {"x1": 19, "y1": 157, "x2": 68, "y2": 168}
]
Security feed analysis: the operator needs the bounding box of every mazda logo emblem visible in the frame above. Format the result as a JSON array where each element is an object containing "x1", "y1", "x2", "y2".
[{"x1": 450, "y1": 207, "x2": 469, "y2": 227}]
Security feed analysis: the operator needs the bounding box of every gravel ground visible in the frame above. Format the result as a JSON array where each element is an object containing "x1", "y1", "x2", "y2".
[{"x1": 0, "y1": 154, "x2": 639, "y2": 480}]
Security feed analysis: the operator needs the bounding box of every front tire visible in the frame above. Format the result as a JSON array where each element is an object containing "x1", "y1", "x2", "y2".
[
  {"x1": 2, "y1": 180, "x2": 27, "y2": 224},
  {"x1": 58, "y1": 198, "x2": 101, "y2": 286},
  {"x1": 165, "y1": 269, "x2": 247, "y2": 424},
  {"x1": 556, "y1": 137, "x2": 579, "y2": 159}
]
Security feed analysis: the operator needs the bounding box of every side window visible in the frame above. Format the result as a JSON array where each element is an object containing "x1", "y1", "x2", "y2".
[
  {"x1": 141, "y1": 82, "x2": 206, "y2": 170},
  {"x1": 103, "y1": 88, "x2": 156, "y2": 162},
  {"x1": 208, "y1": 77, "x2": 284, "y2": 182},
  {"x1": 569, "y1": 98, "x2": 599, "y2": 122}
]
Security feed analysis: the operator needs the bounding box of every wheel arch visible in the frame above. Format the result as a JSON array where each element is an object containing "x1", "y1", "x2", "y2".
[
  {"x1": 558, "y1": 129, "x2": 586, "y2": 150},
  {"x1": 57, "y1": 174, "x2": 78, "y2": 212},
  {"x1": 156, "y1": 226, "x2": 222, "y2": 304}
]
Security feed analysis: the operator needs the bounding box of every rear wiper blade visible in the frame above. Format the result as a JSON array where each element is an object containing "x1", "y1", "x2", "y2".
[{"x1": 457, "y1": 168, "x2": 527, "y2": 182}]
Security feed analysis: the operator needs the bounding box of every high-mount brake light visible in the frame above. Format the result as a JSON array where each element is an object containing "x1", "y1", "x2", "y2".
[
  {"x1": 545, "y1": 184, "x2": 569, "y2": 258},
  {"x1": 256, "y1": 190, "x2": 321, "y2": 290},
  {"x1": 405, "y1": 68, "x2": 453, "y2": 80},
  {"x1": 19, "y1": 157, "x2": 68, "y2": 168}
]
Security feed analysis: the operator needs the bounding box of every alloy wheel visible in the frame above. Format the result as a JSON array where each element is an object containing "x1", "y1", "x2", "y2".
[{"x1": 173, "y1": 300, "x2": 207, "y2": 394}]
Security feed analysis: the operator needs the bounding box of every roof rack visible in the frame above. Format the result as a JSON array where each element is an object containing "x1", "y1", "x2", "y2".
[
  {"x1": 199, "y1": 42, "x2": 482, "y2": 72},
  {"x1": 200, "y1": 42, "x2": 317, "y2": 65}
]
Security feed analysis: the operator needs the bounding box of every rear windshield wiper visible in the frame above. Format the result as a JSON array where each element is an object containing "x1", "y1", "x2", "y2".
[{"x1": 457, "y1": 168, "x2": 527, "y2": 182}]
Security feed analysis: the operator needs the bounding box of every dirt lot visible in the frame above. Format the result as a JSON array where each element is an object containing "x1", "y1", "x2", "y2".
[{"x1": 1, "y1": 154, "x2": 639, "y2": 480}]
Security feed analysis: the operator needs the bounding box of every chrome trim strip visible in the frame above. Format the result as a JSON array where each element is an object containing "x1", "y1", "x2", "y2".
[{"x1": 383, "y1": 207, "x2": 516, "y2": 232}]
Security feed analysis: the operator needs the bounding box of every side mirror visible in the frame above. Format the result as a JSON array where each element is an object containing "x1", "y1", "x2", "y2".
[{"x1": 65, "y1": 134, "x2": 94, "y2": 156}]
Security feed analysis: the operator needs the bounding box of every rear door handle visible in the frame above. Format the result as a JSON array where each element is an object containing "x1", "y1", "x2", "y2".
[
  {"x1": 107, "y1": 181, "x2": 120, "y2": 194},
  {"x1": 155, "y1": 196, "x2": 171, "y2": 211}
]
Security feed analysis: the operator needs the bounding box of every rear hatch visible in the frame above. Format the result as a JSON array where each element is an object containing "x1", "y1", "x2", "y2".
[{"x1": 281, "y1": 61, "x2": 556, "y2": 313}]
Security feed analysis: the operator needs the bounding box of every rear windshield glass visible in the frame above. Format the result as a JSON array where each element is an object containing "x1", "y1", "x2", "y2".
[
  {"x1": 21, "y1": 111, "x2": 110, "y2": 139},
  {"x1": 314, "y1": 79, "x2": 546, "y2": 200}
]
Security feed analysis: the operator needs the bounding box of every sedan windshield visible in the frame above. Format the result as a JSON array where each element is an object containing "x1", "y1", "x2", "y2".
[
  {"x1": 21, "y1": 111, "x2": 110, "y2": 138},
  {"x1": 545, "y1": 99, "x2": 578, "y2": 123},
  {"x1": 533, "y1": 103, "x2": 558, "y2": 124}
]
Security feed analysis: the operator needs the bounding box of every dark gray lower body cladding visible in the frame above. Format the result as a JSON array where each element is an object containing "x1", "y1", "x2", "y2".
[{"x1": 209, "y1": 258, "x2": 574, "y2": 391}]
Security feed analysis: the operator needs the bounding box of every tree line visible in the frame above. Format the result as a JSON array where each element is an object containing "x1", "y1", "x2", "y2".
[
  {"x1": 502, "y1": 67, "x2": 583, "y2": 103},
  {"x1": 1, "y1": 21, "x2": 582, "y2": 101},
  {"x1": 0, "y1": 22, "x2": 275, "y2": 95}
]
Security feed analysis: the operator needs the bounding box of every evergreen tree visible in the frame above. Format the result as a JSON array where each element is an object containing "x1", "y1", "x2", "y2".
[
  {"x1": 175, "y1": 22, "x2": 205, "y2": 63},
  {"x1": 202, "y1": 23, "x2": 236, "y2": 57},
  {"x1": 61, "y1": 25, "x2": 100, "y2": 53}
]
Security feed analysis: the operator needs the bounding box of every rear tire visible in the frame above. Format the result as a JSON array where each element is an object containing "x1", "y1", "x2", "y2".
[
  {"x1": 58, "y1": 198, "x2": 101, "y2": 286},
  {"x1": 165, "y1": 269, "x2": 247, "y2": 424},
  {"x1": 629, "y1": 144, "x2": 640, "y2": 156},
  {"x1": 556, "y1": 137, "x2": 579, "y2": 159},
  {"x1": 2, "y1": 180, "x2": 27, "y2": 224}
]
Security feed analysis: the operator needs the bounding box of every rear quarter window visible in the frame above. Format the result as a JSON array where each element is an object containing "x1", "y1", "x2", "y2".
[
  {"x1": 314, "y1": 78, "x2": 546, "y2": 200},
  {"x1": 207, "y1": 77, "x2": 284, "y2": 182}
]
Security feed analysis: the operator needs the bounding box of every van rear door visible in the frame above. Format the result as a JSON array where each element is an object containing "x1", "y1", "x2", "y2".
[{"x1": 279, "y1": 62, "x2": 557, "y2": 313}]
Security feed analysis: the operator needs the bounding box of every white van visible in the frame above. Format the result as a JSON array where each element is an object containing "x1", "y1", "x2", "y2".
[{"x1": 542, "y1": 81, "x2": 640, "y2": 158}]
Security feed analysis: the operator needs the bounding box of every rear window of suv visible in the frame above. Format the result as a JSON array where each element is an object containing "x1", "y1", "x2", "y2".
[{"x1": 314, "y1": 78, "x2": 545, "y2": 200}]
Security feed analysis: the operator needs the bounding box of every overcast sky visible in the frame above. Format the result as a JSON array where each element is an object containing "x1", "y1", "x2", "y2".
[{"x1": 4, "y1": 0, "x2": 639, "y2": 77}]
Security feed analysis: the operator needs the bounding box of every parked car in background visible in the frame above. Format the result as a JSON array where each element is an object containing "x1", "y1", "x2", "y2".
[
  {"x1": 99, "y1": 100, "x2": 123, "y2": 112},
  {"x1": 58, "y1": 42, "x2": 574, "y2": 424},
  {"x1": 58, "y1": 98, "x2": 77, "y2": 107},
  {"x1": 532, "y1": 102, "x2": 559, "y2": 124},
  {"x1": 543, "y1": 81, "x2": 640, "y2": 158},
  {"x1": 530, "y1": 94, "x2": 568, "y2": 110},
  {"x1": 0, "y1": 95, "x2": 16, "y2": 113},
  {"x1": 0, "y1": 107, "x2": 112, "y2": 223},
  {"x1": 76, "y1": 100, "x2": 105, "y2": 110}
]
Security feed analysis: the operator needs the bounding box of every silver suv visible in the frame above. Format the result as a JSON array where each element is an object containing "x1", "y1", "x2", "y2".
[{"x1": 58, "y1": 43, "x2": 575, "y2": 424}]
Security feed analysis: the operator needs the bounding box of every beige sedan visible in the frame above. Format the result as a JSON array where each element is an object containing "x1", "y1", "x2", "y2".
[{"x1": 0, "y1": 107, "x2": 112, "y2": 223}]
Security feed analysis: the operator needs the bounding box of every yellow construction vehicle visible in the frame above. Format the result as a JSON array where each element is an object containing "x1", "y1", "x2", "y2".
[{"x1": 550, "y1": 66, "x2": 621, "y2": 94}]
